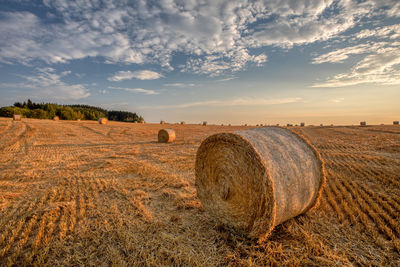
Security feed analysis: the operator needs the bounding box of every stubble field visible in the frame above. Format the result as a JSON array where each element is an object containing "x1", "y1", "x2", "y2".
[{"x1": 0, "y1": 117, "x2": 399, "y2": 266}]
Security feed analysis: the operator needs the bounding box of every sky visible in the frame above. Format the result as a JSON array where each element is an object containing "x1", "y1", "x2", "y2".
[{"x1": 0, "y1": 0, "x2": 399, "y2": 125}]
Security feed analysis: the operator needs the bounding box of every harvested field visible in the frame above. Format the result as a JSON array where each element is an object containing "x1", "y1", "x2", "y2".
[{"x1": 0, "y1": 118, "x2": 399, "y2": 266}]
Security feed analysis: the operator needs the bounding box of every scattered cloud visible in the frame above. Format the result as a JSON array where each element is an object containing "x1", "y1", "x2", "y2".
[
  {"x1": 108, "y1": 70, "x2": 163, "y2": 81},
  {"x1": 329, "y1": 98, "x2": 345, "y2": 103},
  {"x1": 108, "y1": 86, "x2": 159, "y2": 95},
  {"x1": 1, "y1": 1, "x2": 398, "y2": 76},
  {"x1": 0, "y1": 68, "x2": 90, "y2": 99},
  {"x1": 143, "y1": 97, "x2": 301, "y2": 109},
  {"x1": 312, "y1": 23, "x2": 400, "y2": 87},
  {"x1": 164, "y1": 83, "x2": 195, "y2": 87}
]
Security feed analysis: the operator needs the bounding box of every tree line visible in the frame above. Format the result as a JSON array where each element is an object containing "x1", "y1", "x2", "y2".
[{"x1": 0, "y1": 99, "x2": 144, "y2": 122}]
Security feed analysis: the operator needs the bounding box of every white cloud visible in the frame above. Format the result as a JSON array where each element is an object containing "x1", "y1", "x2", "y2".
[
  {"x1": 1, "y1": 1, "x2": 397, "y2": 76},
  {"x1": 143, "y1": 97, "x2": 301, "y2": 109},
  {"x1": 312, "y1": 23, "x2": 400, "y2": 87},
  {"x1": 108, "y1": 86, "x2": 159, "y2": 95},
  {"x1": 329, "y1": 98, "x2": 344, "y2": 103},
  {"x1": 108, "y1": 70, "x2": 163, "y2": 81},
  {"x1": 164, "y1": 83, "x2": 195, "y2": 87},
  {"x1": 0, "y1": 68, "x2": 90, "y2": 100}
]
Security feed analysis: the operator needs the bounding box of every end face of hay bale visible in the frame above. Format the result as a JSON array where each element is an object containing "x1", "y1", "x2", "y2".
[
  {"x1": 13, "y1": 114, "x2": 22, "y2": 121},
  {"x1": 158, "y1": 129, "x2": 176, "y2": 143},
  {"x1": 195, "y1": 127, "x2": 324, "y2": 240},
  {"x1": 99, "y1": 118, "x2": 108, "y2": 124},
  {"x1": 53, "y1": 116, "x2": 59, "y2": 121}
]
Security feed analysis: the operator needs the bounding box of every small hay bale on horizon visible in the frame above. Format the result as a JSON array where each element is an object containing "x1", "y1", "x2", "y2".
[
  {"x1": 99, "y1": 117, "x2": 108, "y2": 124},
  {"x1": 160, "y1": 120, "x2": 165, "y2": 124},
  {"x1": 394, "y1": 121, "x2": 399, "y2": 125},
  {"x1": 53, "y1": 116, "x2": 59, "y2": 121},
  {"x1": 181, "y1": 121, "x2": 186, "y2": 125},
  {"x1": 158, "y1": 129, "x2": 176, "y2": 143},
  {"x1": 300, "y1": 122, "x2": 305, "y2": 127},
  {"x1": 195, "y1": 127, "x2": 325, "y2": 241},
  {"x1": 13, "y1": 114, "x2": 22, "y2": 121},
  {"x1": 360, "y1": 121, "x2": 366, "y2": 126},
  {"x1": 203, "y1": 121, "x2": 208, "y2": 126}
]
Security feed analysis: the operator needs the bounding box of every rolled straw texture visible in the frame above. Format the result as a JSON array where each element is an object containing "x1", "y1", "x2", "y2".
[
  {"x1": 99, "y1": 118, "x2": 108, "y2": 124},
  {"x1": 13, "y1": 114, "x2": 22, "y2": 121},
  {"x1": 158, "y1": 129, "x2": 176, "y2": 143},
  {"x1": 195, "y1": 127, "x2": 325, "y2": 241}
]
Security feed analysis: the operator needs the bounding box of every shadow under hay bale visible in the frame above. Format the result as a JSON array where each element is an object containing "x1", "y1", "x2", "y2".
[
  {"x1": 13, "y1": 114, "x2": 21, "y2": 121},
  {"x1": 195, "y1": 127, "x2": 325, "y2": 241},
  {"x1": 158, "y1": 129, "x2": 176, "y2": 143},
  {"x1": 99, "y1": 118, "x2": 108, "y2": 124}
]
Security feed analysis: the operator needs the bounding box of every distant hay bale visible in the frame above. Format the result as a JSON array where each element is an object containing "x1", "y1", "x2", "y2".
[
  {"x1": 228, "y1": 124, "x2": 231, "y2": 126},
  {"x1": 13, "y1": 114, "x2": 21, "y2": 121},
  {"x1": 394, "y1": 121, "x2": 399, "y2": 125},
  {"x1": 195, "y1": 127, "x2": 325, "y2": 241},
  {"x1": 360, "y1": 121, "x2": 366, "y2": 126},
  {"x1": 300, "y1": 122, "x2": 305, "y2": 127},
  {"x1": 160, "y1": 120, "x2": 165, "y2": 124},
  {"x1": 158, "y1": 129, "x2": 176, "y2": 143},
  {"x1": 181, "y1": 121, "x2": 186, "y2": 125},
  {"x1": 141, "y1": 120, "x2": 145, "y2": 124},
  {"x1": 203, "y1": 121, "x2": 208, "y2": 126},
  {"x1": 99, "y1": 118, "x2": 108, "y2": 124},
  {"x1": 276, "y1": 124, "x2": 279, "y2": 126},
  {"x1": 320, "y1": 124, "x2": 323, "y2": 127},
  {"x1": 244, "y1": 124, "x2": 247, "y2": 126},
  {"x1": 53, "y1": 116, "x2": 59, "y2": 121},
  {"x1": 77, "y1": 119, "x2": 81, "y2": 122}
]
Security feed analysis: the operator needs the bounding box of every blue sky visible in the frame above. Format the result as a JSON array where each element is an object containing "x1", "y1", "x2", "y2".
[{"x1": 0, "y1": 0, "x2": 399, "y2": 125}]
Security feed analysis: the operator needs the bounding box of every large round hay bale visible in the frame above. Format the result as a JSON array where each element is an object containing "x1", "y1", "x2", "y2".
[
  {"x1": 158, "y1": 129, "x2": 176, "y2": 143},
  {"x1": 99, "y1": 118, "x2": 108, "y2": 124},
  {"x1": 53, "y1": 116, "x2": 59, "y2": 121},
  {"x1": 13, "y1": 114, "x2": 22, "y2": 121},
  {"x1": 195, "y1": 127, "x2": 325, "y2": 241}
]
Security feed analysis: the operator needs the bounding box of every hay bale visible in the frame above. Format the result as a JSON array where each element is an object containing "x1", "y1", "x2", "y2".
[
  {"x1": 99, "y1": 117, "x2": 108, "y2": 124},
  {"x1": 141, "y1": 120, "x2": 145, "y2": 124},
  {"x1": 203, "y1": 121, "x2": 208, "y2": 126},
  {"x1": 160, "y1": 120, "x2": 165, "y2": 124},
  {"x1": 320, "y1": 124, "x2": 323, "y2": 127},
  {"x1": 181, "y1": 121, "x2": 186, "y2": 125},
  {"x1": 394, "y1": 121, "x2": 399, "y2": 125},
  {"x1": 13, "y1": 114, "x2": 21, "y2": 121},
  {"x1": 158, "y1": 129, "x2": 176, "y2": 143},
  {"x1": 195, "y1": 127, "x2": 325, "y2": 241},
  {"x1": 53, "y1": 116, "x2": 59, "y2": 121},
  {"x1": 360, "y1": 121, "x2": 366, "y2": 126},
  {"x1": 77, "y1": 119, "x2": 81, "y2": 122},
  {"x1": 300, "y1": 122, "x2": 305, "y2": 127}
]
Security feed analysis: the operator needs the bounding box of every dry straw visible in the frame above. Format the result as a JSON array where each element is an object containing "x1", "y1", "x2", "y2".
[
  {"x1": 53, "y1": 116, "x2": 59, "y2": 121},
  {"x1": 99, "y1": 118, "x2": 108, "y2": 124},
  {"x1": 13, "y1": 114, "x2": 21, "y2": 121},
  {"x1": 158, "y1": 129, "x2": 176, "y2": 143},
  {"x1": 195, "y1": 127, "x2": 325, "y2": 242}
]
